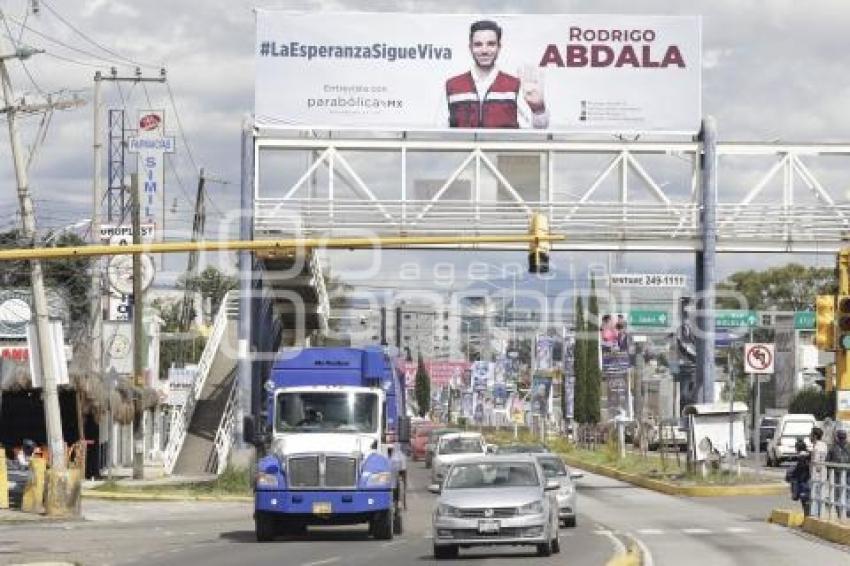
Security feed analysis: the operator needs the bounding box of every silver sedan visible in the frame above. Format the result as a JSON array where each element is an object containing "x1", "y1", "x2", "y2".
[
  {"x1": 429, "y1": 455, "x2": 561, "y2": 559},
  {"x1": 534, "y1": 454, "x2": 583, "y2": 528}
]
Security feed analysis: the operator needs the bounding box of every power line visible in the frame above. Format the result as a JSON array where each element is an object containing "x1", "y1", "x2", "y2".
[
  {"x1": 40, "y1": 0, "x2": 159, "y2": 70},
  {"x1": 0, "y1": 9, "x2": 44, "y2": 95}
]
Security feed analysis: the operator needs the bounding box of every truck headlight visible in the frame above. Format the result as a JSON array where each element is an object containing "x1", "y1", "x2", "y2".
[
  {"x1": 364, "y1": 471, "x2": 392, "y2": 487},
  {"x1": 518, "y1": 500, "x2": 544, "y2": 515},
  {"x1": 437, "y1": 503, "x2": 461, "y2": 518},
  {"x1": 256, "y1": 472, "x2": 279, "y2": 488}
]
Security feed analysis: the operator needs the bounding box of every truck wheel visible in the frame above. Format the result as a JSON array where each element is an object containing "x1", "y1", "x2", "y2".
[
  {"x1": 255, "y1": 513, "x2": 276, "y2": 542},
  {"x1": 371, "y1": 509, "x2": 394, "y2": 540},
  {"x1": 434, "y1": 544, "x2": 458, "y2": 559},
  {"x1": 393, "y1": 505, "x2": 404, "y2": 535}
]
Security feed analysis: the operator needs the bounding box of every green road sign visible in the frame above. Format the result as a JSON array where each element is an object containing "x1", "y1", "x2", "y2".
[
  {"x1": 715, "y1": 310, "x2": 757, "y2": 328},
  {"x1": 794, "y1": 311, "x2": 815, "y2": 330},
  {"x1": 628, "y1": 310, "x2": 669, "y2": 327}
]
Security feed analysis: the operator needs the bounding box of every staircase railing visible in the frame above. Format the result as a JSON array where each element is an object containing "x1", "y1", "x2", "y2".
[
  {"x1": 207, "y1": 370, "x2": 239, "y2": 475},
  {"x1": 162, "y1": 290, "x2": 237, "y2": 474}
]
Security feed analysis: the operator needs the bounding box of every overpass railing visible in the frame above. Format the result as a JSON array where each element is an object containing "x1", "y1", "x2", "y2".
[{"x1": 812, "y1": 461, "x2": 850, "y2": 522}]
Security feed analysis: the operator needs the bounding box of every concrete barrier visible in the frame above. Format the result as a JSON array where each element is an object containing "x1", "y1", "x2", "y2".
[
  {"x1": 802, "y1": 516, "x2": 850, "y2": 546},
  {"x1": 768, "y1": 508, "x2": 805, "y2": 527}
]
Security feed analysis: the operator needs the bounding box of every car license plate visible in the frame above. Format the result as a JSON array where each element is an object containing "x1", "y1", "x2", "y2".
[
  {"x1": 478, "y1": 519, "x2": 500, "y2": 534},
  {"x1": 312, "y1": 502, "x2": 332, "y2": 515}
]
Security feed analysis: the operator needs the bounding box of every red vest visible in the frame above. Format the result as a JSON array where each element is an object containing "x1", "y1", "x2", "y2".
[{"x1": 446, "y1": 71, "x2": 520, "y2": 128}]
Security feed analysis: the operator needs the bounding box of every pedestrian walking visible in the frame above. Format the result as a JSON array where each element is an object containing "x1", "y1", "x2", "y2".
[
  {"x1": 810, "y1": 427, "x2": 828, "y2": 516},
  {"x1": 786, "y1": 438, "x2": 812, "y2": 516}
]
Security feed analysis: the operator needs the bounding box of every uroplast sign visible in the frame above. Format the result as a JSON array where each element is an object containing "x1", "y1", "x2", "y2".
[{"x1": 256, "y1": 11, "x2": 701, "y2": 134}]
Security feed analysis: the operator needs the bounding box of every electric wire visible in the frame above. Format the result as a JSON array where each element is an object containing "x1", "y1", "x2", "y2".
[
  {"x1": 0, "y1": 9, "x2": 44, "y2": 95},
  {"x1": 40, "y1": 0, "x2": 159, "y2": 70}
]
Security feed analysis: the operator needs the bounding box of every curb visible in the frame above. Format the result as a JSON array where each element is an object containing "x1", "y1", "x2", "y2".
[
  {"x1": 768, "y1": 508, "x2": 805, "y2": 527},
  {"x1": 606, "y1": 545, "x2": 641, "y2": 566},
  {"x1": 562, "y1": 454, "x2": 786, "y2": 497},
  {"x1": 82, "y1": 490, "x2": 251, "y2": 503},
  {"x1": 801, "y1": 515, "x2": 850, "y2": 546}
]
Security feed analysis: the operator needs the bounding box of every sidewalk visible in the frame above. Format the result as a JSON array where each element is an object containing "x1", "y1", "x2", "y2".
[{"x1": 82, "y1": 473, "x2": 217, "y2": 489}]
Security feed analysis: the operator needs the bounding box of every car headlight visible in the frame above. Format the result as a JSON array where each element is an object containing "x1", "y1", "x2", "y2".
[
  {"x1": 518, "y1": 500, "x2": 544, "y2": 515},
  {"x1": 364, "y1": 471, "x2": 392, "y2": 487},
  {"x1": 437, "y1": 503, "x2": 461, "y2": 518},
  {"x1": 256, "y1": 472, "x2": 278, "y2": 488}
]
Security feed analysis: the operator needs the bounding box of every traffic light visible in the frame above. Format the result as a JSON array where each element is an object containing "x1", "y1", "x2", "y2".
[
  {"x1": 837, "y1": 295, "x2": 850, "y2": 350},
  {"x1": 815, "y1": 295, "x2": 836, "y2": 351},
  {"x1": 528, "y1": 212, "x2": 550, "y2": 274}
]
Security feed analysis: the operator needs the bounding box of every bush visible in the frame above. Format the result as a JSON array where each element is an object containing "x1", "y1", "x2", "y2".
[{"x1": 789, "y1": 387, "x2": 834, "y2": 420}]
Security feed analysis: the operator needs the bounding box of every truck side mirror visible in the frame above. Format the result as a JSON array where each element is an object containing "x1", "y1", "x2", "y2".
[
  {"x1": 398, "y1": 416, "x2": 411, "y2": 444},
  {"x1": 243, "y1": 414, "x2": 256, "y2": 445}
]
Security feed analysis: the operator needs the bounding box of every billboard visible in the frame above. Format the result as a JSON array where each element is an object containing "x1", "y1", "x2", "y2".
[
  {"x1": 600, "y1": 313, "x2": 632, "y2": 419},
  {"x1": 256, "y1": 12, "x2": 701, "y2": 134},
  {"x1": 399, "y1": 360, "x2": 470, "y2": 387}
]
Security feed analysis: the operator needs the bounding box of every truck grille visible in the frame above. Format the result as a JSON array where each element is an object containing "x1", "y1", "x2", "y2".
[
  {"x1": 325, "y1": 456, "x2": 357, "y2": 487},
  {"x1": 287, "y1": 455, "x2": 357, "y2": 489},
  {"x1": 288, "y1": 456, "x2": 320, "y2": 487}
]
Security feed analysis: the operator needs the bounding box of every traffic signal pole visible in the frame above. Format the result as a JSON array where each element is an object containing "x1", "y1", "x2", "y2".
[{"x1": 836, "y1": 251, "x2": 850, "y2": 422}]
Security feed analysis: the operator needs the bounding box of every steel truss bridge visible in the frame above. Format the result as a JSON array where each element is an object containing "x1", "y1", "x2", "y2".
[{"x1": 253, "y1": 134, "x2": 850, "y2": 253}]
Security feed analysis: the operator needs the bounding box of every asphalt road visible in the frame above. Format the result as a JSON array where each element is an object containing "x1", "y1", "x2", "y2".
[{"x1": 2, "y1": 459, "x2": 848, "y2": 566}]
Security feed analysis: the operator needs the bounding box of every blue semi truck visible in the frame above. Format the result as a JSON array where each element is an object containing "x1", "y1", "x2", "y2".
[{"x1": 244, "y1": 346, "x2": 410, "y2": 542}]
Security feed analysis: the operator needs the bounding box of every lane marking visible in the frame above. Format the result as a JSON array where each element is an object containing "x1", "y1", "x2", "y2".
[
  {"x1": 595, "y1": 529, "x2": 627, "y2": 555},
  {"x1": 301, "y1": 558, "x2": 341, "y2": 566},
  {"x1": 627, "y1": 532, "x2": 655, "y2": 566},
  {"x1": 381, "y1": 540, "x2": 405, "y2": 548},
  {"x1": 636, "y1": 528, "x2": 664, "y2": 535},
  {"x1": 682, "y1": 528, "x2": 712, "y2": 535},
  {"x1": 725, "y1": 527, "x2": 752, "y2": 534}
]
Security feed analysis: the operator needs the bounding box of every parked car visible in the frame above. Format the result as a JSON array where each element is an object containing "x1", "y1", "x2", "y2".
[
  {"x1": 425, "y1": 428, "x2": 461, "y2": 469},
  {"x1": 534, "y1": 453, "x2": 582, "y2": 528},
  {"x1": 411, "y1": 422, "x2": 439, "y2": 461},
  {"x1": 5, "y1": 460, "x2": 28, "y2": 508},
  {"x1": 496, "y1": 443, "x2": 550, "y2": 455},
  {"x1": 766, "y1": 414, "x2": 816, "y2": 466},
  {"x1": 430, "y1": 455, "x2": 561, "y2": 559},
  {"x1": 431, "y1": 432, "x2": 487, "y2": 484}
]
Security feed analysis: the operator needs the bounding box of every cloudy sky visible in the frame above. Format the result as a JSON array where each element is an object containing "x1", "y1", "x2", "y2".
[{"x1": 0, "y1": 0, "x2": 848, "y2": 295}]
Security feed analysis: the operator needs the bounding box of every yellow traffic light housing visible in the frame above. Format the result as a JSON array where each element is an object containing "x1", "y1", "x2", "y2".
[
  {"x1": 838, "y1": 295, "x2": 850, "y2": 350},
  {"x1": 815, "y1": 295, "x2": 836, "y2": 351},
  {"x1": 528, "y1": 212, "x2": 550, "y2": 274}
]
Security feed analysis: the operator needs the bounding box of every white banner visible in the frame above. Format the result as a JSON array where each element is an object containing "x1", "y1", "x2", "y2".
[
  {"x1": 256, "y1": 12, "x2": 701, "y2": 134},
  {"x1": 128, "y1": 110, "x2": 174, "y2": 236},
  {"x1": 610, "y1": 273, "x2": 687, "y2": 288}
]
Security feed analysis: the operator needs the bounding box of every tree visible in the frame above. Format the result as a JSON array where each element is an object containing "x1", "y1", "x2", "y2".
[
  {"x1": 584, "y1": 278, "x2": 602, "y2": 424},
  {"x1": 178, "y1": 265, "x2": 237, "y2": 317},
  {"x1": 414, "y1": 353, "x2": 431, "y2": 418},
  {"x1": 789, "y1": 387, "x2": 835, "y2": 420},
  {"x1": 718, "y1": 263, "x2": 835, "y2": 311}
]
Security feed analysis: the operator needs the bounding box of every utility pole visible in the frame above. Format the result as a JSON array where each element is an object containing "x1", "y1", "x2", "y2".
[
  {"x1": 180, "y1": 168, "x2": 206, "y2": 336},
  {"x1": 91, "y1": 72, "x2": 103, "y2": 463},
  {"x1": 131, "y1": 174, "x2": 145, "y2": 479},
  {"x1": 0, "y1": 44, "x2": 69, "y2": 510}
]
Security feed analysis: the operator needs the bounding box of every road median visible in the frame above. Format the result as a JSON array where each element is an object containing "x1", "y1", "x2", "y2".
[
  {"x1": 562, "y1": 453, "x2": 786, "y2": 497},
  {"x1": 81, "y1": 489, "x2": 251, "y2": 503}
]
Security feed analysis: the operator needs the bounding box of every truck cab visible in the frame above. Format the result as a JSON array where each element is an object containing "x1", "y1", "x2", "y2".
[{"x1": 245, "y1": 347, "x2": 409, "y2": 542}]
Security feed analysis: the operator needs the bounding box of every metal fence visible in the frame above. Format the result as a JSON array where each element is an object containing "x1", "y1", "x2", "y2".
[{"x1": 811, "y1": 461, "x2": 850, "y2": 522}]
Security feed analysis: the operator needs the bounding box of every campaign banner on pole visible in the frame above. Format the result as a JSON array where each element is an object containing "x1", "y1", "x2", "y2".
[{"x1": 256, "y1": 11, "x2": 701, "y2": 134}]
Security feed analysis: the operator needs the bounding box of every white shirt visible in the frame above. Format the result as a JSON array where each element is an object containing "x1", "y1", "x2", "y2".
[
  {"x1": 438, "y1": 67, "x2": 549, "y2": 129},
  {"x1": 811, "y1": 439, "x2": 828, "y2": 482}
]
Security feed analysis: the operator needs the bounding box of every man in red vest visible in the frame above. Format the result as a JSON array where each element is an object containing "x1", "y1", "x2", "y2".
[{"x1": 444, "y1": 20, "x2": 548, "y2": 129}]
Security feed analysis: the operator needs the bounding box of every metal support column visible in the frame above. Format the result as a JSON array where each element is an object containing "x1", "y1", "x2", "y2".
[
  {"x1": 237, "y1": 121, "x2": 254, "y2": 449},
  {"x1": 696, "y1": 117, "x2": 718, "y2": 404}
]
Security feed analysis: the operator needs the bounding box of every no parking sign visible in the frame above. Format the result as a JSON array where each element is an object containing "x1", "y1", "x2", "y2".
[{"x1": 744, "y1": 343, "x2": 774, "y2": 374}]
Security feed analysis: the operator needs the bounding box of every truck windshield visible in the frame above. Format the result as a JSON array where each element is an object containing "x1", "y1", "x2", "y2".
[{"x1": 275, "y1": 392, "x2": 379, "y2": 433}]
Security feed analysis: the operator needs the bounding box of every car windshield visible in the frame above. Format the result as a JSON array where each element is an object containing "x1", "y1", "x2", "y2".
[
  {"x1": 438, "y1": 437, "x2": 483, "y2": 455},
  {"x1": 499, "y1": 444, "x2": 547, "y2": 454},
  {"x1": 275, "y1": 391, "x2": 378, "y2": 433},
  {"x1": 445, "y1": 462, "x2": 540, "y2": 489},
  {"x1": 537, "y1": 457, "x2": 567, "y2": 477},
  {"x1": 782, "y1": 420, "x2": 813, "y2": 436}
]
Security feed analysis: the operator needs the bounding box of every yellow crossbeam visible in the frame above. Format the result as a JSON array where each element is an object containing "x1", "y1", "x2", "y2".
[{"x1": 0, "y1": 234, "x2": 564, "y2": 261}]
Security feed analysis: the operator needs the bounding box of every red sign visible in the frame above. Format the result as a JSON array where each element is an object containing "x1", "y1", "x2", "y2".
[
  {"x1": 139, "y1": 113, "x2": 161, "y2": 131},
  {"x1": 0, "y1": 346, "x2": 29, "y2": 362},
  {"x1": 398, "y1": 360, "x2": 470, "y2": 388}
]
